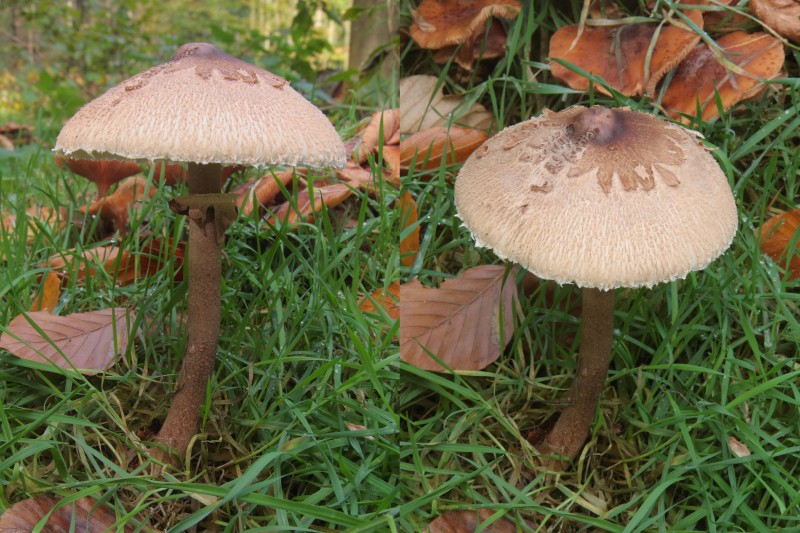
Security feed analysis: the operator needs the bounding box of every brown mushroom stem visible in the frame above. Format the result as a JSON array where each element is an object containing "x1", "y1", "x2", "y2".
[
  {"x1": 153, "y1": 162, "x2": 222, "y2": 463},
  {"x1": 540, "y1": 288, "x2": 615, "y2": 469}
]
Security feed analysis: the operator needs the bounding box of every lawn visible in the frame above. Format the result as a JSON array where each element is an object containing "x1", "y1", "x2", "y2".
[
  {"x1": 399, "y1": 1, "x2": 800, "y2": 531},
  {"x1": 0, "y1": 21, "x2": 400, "y2": 533}
]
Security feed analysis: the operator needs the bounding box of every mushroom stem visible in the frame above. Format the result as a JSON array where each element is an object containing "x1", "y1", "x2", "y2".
[
  {"x1": 153, "y1": 162, "x2": 222, "y2": 463},
  {"x1": 540, "y1": 287, "x2": 615, "y2": 469}
]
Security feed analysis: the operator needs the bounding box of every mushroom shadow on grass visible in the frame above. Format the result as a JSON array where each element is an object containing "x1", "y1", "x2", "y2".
[
  {"x1": 54, "y1": 43, "x2": 345, "y2": 466},
  {"x1": 454, "y1": 106, "x2": 737, "y2": 470}
]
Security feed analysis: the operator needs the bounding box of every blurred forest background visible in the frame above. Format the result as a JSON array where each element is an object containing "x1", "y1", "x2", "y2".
[{"x1": 0, "y1": 0, "x2": 389, "y2": 130}]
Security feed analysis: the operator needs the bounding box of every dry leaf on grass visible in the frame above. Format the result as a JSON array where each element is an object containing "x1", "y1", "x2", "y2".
[
  {"x1": 662, "y1": 31, "x2": 784, "y2": 123},
  {"x1": 425, "y1": 509, "x2": 528, "y2": 533},
  {"x1": 0, "y1": 495, "x2": 135, "y2": 532},
  {"x1": 235, "y1": 170, "x2": 295, "y2": 216},
  {"x1": 80, "y1": 176, "x2": 155, "y2": 233},
  {"x1": 400, "y1": 127, "x2": 488, "y2": 171},
  {"x1": 31, "y1": 272, "x2": 62, "y2": 312},
  {"x1": 549, "y1": 7, "x2": 704, "y2": 96},
  {"x1": 0, "y1": 308, "x2": 134, "y2": 374},
  {"x1": 400, "y1": 75, "x2": 493, "y2": 133},
  {"x1": 359, "y1": 282, "x2": 401, "y2": 320},
  {"x1": 0, "y1": 206, "x2": 67, "y2": 246},
  {"x1": 44, "y1": 239, "x2": 184, "y2": 285},
  {"x1": 353, "y1": 109, "x2": 400, "y2": 163},
  {"x1": 268, "y1": 183, "x2": 353, "y2": 225},
  {"x1": 398, "y1": 192, "x2": 420, "y2": 267},
  {"x1": 759, "y1": 208, "x2": 800, "y2": 280},
  {"x1": 400, "y1": 265, "x2": 517, "y2": 371},
  {"x1": 383, "y1": 145, "x2": 401, "y2": 185},
  {"x1": 728, "y1": 436, "x2": 752, "y2": 457}
]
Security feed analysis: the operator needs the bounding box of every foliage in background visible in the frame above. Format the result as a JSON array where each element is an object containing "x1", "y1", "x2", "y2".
[{"x1": 0, "y1": 0, "x2": 352, "y2": 127}]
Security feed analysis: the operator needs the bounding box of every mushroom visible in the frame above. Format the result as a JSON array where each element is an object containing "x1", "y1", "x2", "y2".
[
  {"x1": 55, "y1": 155, "x2": 142, "y2": 198},
  {"x1": 454, "y1": 106, "x2": 737, "y2": 469},
  {"x1": 54, "y1": 43, "x2": 345, "y2": 464},
  {"x1": 750, "y1": 0, "x2": 800, "y2": 43}
]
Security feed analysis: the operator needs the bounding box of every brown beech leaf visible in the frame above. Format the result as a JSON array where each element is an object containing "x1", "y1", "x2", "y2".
[
  {"x1": 80, "y1": 176, "x2": 154, "y2": 233},
  {"x1": 337, "y1": 160, "x2": 378, "y2": 191},
  {"x1": 1, "y1": 206, "x2": 67, "y2": 246},
  {"x1": 750, "y1": 0, "x2": 800, "y2": 42},
  {"x1": 400, "y1": 75, "x2": 445, "y2": 133},
  {"x1": 759, "y1": 209, "x2": 800, "y2": 280},
  {"x1": 400, "y1": 127, "x2": 488, "y2": 171},
  {"x1": 0, "y1": 308, "x2": 134, "y2": 374},
  {"x1": 728, "y1": 436, "x2": 751, "y2": 457},
  {"x1": 31, "y1": 272, "x2": 62, "y2": 312},
  {"x1": 269, "y1": 183, "x2": 353, "y2": 225},
  {"x1": 235, "y1": 170, "x2": 295, "y2": 216},
  {"x1": 550, "y1": 6, "x2": 704, "y2": 96},
  {"x1": 359, "y1": 281, "x2": 401, "y2": 320},
  {"x1": 44, "y1": 239, "x2": 184, "y2": 286},
  {"x1": 400, "y1": 265, "x2": 517, "y2": 371},
  {"x1": 662, "y1": 31, "x2": 784, "y2": 123},
  {"x1": 409, "y1": 0, "x2": 522, "y2": 50},
  {"x1": 0, "y1": 133, "x2": 14, "y2": 150},
  {"x1": 353, "y1": 109, "x2": 401, "y2": 163},
  {"x1": 425, "y1": 509, "x2": 528, "y2": 533},
  {"x1": 0, "y1": 495, "x2": 135, "y2": 532},
  {"x1": 398, "y1": 192, "x2": 420, "y2": 267},
  {"x1": 433, "y1": 19, "x2": 509, "y2": 71},
  {"x1": 383, "y1": 145, "x2": 401, "y2": 185}
]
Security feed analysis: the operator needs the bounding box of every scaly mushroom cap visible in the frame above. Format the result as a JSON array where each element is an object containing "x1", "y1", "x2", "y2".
[
  {"x1": 55, "y1": 43, "x2": 345, "y2": 168},
  {"x1": 454, "y1": 106, "x2": 738, "y2": 290}
]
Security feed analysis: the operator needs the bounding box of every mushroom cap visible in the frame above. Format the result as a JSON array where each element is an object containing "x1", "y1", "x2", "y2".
[
  {"x1": 55, "y1": 43, "x2": 345, "y2": 169},
  {"x1": 454, "y1": 106, "x2": 738, "y2": 290}
]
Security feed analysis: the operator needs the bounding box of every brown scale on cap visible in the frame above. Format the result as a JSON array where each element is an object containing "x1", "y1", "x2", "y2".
[{"x1": 514, "y1": 107, "x2": 686, "y2": 193}]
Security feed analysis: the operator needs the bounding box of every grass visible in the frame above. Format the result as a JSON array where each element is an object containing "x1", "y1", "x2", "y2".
[
  {"x1": 0, "y1": 62, "x2": 400, "y2": 531},
  {"x1": 399, "y1": 1, "x2": 800, "y2": 531}
]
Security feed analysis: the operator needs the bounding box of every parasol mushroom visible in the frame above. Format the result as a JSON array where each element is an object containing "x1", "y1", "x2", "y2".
[
  {"x1": 454, "y1": 105, "x2": 737, "y2": 469},
  {"x1": 54, "y1": 43, "x2": 345, "y2": 465}
]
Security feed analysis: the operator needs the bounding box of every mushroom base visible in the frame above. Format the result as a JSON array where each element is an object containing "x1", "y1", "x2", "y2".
[
  {"x1": 539, "y1": 287, "x2": 615, "y2": 470},
  {"x1": 152, "y1": 162, "x2": 223, "y2": 466}
]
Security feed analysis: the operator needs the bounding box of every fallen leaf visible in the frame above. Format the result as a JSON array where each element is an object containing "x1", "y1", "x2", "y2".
[
  {"x1": 409, "y1": 0, "x2": 522, "y2": 50},
  {"x1": 550, "y1": 7, "x2": 704, "y2": 96},
  {"x1": 80, "y1": 176, "x2": 155, "y2": 234},
  {"x1": 0, "y1": 206, "x2": 67, "y2": 245},
  {"x1": 359, "y1": 282, "x2": 401, "y2": 320},
  {"x1": 425, "y1": 509, "x2": 528, "y2": 533},
  {"x1": 336, "y1": 161, "x2": 377, "y2": 191},
  {"x1": 235, "y1": 170, "x2": 295, "y2": 216},
  {"x1": 728, "y1": 436, "x2": 751, "y2": 457},
  {"x1": 662, "y1": 31, "x2": 784, "y2": 123},
  {"x1": 31, "y1": 272, "x2": 62, "y2": 312},
  {"x1": 0, "y1": 308, "x2": 134, "y2": 374},
  {"x1": 345, "y1": 422, "x2": 375, "y2": 440},
  {"x1": 433, "y1": 19, "x2": 509, "y2": 71},
  {"x1": 398, "y1": 192, "x2": 420, "y2": 267},
  {"x1": 400, "y1": 75, "x2": 445, "y2": 133},
  {"x1": 400, "y1": 127, "x2": 488, "y2": 171},
  {"x1": 400, "y1": 265, "x2": 517, "y2": 371},
  {"x1": 383, "y1": 145, "x2": 401, "y2": 185},
  {"x1": 0, "y1": 495, "x2": 135, "y2": 532},
  {"x1": 0, "y1": 133, "x2": 14, "y2": 150},
  {"x1": 268, "y1": 183, "x2": 354, "y2": 225},
  {"x1": 759, "y1": 208, "x2": 800, "y2": 280},
  {"x1": 750, "y1": 0, "x2": 800, "y2": 42},
  {"x1": 353, "y1": 109, "x2": 401, "y2": 163}
]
